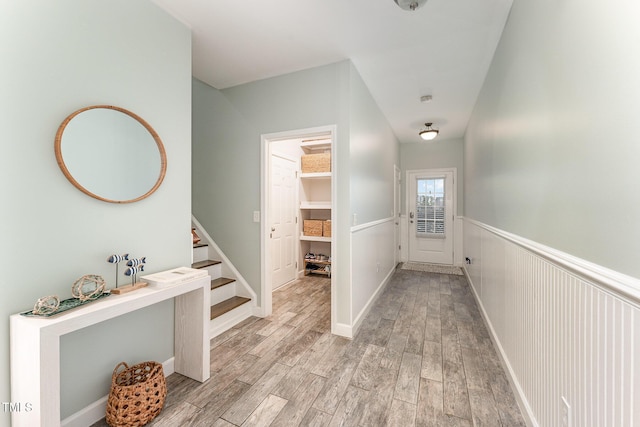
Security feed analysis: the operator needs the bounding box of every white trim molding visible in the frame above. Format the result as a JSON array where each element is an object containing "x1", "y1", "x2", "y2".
[
  {"x1": 261, "y1": 125, "x2": 338, "y2": 334},
  {"x1": 463, "y1": 217, "x2": 640, "y2": 427},
  {"x1": 465, "y1": 217, "x2": 640, "y2": 306}
]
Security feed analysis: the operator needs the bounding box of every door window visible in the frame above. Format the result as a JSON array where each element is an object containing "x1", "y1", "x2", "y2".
[{"x1": 415, "y1": 178, "x2": 445, "y2": 237}]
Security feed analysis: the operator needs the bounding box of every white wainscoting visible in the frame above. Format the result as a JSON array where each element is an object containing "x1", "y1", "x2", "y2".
[
  {"x1": 463, "y1": 218, "x2": 640, "y2": 427},
  {"x1": 350, "y1": 217, "x2": 396, "y2": 336}
]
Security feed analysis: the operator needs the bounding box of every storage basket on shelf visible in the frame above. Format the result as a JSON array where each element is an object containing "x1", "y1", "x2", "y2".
[
  {"x1": 323, "y1": 220, "x2": 332, "y2": 237},
  {"x1": 105, "y1": 361, "x2": 167, "y2": 427},
  {"x1": 301, "y1": 152, "x2": 331, "y2": 173},
  {"x1": 303, "y1": 219, "x2": 323, "y2": 237}
]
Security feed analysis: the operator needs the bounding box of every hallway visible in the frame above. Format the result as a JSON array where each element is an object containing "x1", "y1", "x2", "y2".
[{"x1": 95, "y1": 269, "x2": 525, "y2": 426}]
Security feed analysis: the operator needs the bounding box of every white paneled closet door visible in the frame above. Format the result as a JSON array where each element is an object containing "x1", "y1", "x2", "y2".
[{"x1": 271, "y1": 154, "x2": 297, "y2": 289}]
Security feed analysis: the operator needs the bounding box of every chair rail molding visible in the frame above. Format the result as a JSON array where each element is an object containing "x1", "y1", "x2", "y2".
[{"x1": 464, "y1": 217, "x2": 640, "y2": 306}]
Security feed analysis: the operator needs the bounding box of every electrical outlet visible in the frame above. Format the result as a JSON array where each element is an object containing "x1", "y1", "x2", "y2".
[{"x1": 561, "y1": 396, "x2": 571, "y2": 427}]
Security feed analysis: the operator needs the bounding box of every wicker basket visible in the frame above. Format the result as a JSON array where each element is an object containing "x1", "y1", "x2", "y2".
[
  {"x1": 304, "y1": 220, "x2": 323, "y2": 236},
  {"x1": 105, "y1": 361, "x2": 167, "y2": 427},
  {"x1": 323, "y1": 220, "x2": 332, "y2": 237},
  {"x1": 301, "y1": 152, "x2": 331, "y2": 173}
]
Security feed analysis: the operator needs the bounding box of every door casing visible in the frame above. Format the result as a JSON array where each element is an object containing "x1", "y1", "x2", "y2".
[{"x1": 260, "y1": 126, "x2": 337, "y2": 332}]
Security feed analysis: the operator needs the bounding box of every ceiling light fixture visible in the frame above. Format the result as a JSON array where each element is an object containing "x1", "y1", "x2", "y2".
[
  {"x1": 420, "y1": 95, "x2": 432, "y2": 103},
  {"x1": 419, "y1": 123, "x2": 439, "y2": 141},
  {"x1": 394, "y1": 0, "x2": 428, "y2": 11}
]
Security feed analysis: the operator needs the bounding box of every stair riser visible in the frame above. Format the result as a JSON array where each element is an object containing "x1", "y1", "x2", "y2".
[
  {"x1": 210, "y1": 302, "x2": 253, "y2": 339},
  {"x1": 193, "y1": 246, "x2": 209, "y2": 263},
  {"x1": 212, "y1": 283, "x2": 236, "y2": 305},
  {"x1": 201, "y1": 263, "x2": 222, "y2": 280}
]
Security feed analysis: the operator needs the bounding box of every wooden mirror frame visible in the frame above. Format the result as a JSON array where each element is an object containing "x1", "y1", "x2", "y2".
[{"x1": 54, "y1": 105, "x2": 167, "y2": 204}]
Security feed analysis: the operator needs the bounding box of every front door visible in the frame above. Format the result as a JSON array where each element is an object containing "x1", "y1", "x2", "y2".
[
  {"x1": 407, "y1": 169, "x2": 454, "y2": 265},
  {"x1": 271, "y1": 154, "x2": 297, "y2": 289}
]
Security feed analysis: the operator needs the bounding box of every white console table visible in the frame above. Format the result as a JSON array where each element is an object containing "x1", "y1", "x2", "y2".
[{"x1": 10, "y1": 274, "x2": 211, "y2": 427}]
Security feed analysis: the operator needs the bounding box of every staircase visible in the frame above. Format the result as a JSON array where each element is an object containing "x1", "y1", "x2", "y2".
[{"x1": 192, "y1": 231, "x2": 255, "y2": 339}]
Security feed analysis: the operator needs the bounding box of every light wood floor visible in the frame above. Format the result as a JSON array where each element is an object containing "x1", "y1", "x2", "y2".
[{"x1": 93, "y1": 269, "x2": 526, "y2": 426}]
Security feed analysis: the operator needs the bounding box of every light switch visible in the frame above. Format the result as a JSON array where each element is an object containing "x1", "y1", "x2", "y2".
[{"x1": 253, "y1": 211, "x2": 260, "y2": 222}]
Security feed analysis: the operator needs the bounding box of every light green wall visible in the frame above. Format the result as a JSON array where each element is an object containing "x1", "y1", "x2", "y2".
[
  {"x1": 192, "y1": 62, "x2": 351, "y2": 322},
  {"x1": 192, "y1": 60, "x2": 399, "y2": 327},
  {"x1": 192, "y1": 62, "x2": 350, "y2": 295},
  {"x1": 400, "y1": 138, "x2": 464, "y2": 215},
  {"x1": 349, "y1": 64, "x2": 400, "y2": 225},
  {"x1": 464, "y1": 0, "x2": 640, "y2": 278},
  {"x1": 0, "y1": 1, "x2": 191, "y2": 423}
]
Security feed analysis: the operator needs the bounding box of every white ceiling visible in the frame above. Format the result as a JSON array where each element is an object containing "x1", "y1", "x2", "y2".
[{"x1": 152, "y1": 0, "x2": 512, "y2": 143}]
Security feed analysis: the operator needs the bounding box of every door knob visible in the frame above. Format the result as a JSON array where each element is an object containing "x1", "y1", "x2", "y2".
[{"x1": 271, "y1": 227, "x2": 276, "y2": 232}]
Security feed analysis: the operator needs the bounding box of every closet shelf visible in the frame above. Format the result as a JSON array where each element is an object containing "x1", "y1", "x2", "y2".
[
  {"x1": 300, "y1": 235, "x2": 331, "y2": 243},
  {"x1": 300, "y1": 201, "x2": 331, "y2": 209},
  {"x1": 301, "y1": 140, "x2": 331, "y2": 153},
  {"x1": 300, "y1": 172, "x2": 331, "y2": 179}
]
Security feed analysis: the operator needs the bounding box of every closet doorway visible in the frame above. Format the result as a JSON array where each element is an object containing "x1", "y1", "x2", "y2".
[{"x1": 261, "y1": 126, "x2": 337, "y2": 330}]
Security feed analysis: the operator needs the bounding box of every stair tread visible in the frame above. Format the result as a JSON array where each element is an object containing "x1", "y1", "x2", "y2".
[
  {"x1": 193, "y1": 242, "x2": 208, "y2": 249},
  {"x1": 192, "y1": 259, "x2": 221, "y2": 269},
  {"x1": 211, "y1": 277, "x2": 236, "y2": 290},
  {"x1": 211, "y1": 296, "x2": 251, "y2": 320}
]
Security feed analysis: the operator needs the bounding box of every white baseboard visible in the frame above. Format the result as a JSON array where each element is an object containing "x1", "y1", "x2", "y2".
[
  {"x1": 331, "y1": 264, "x2": 395, "y2": 340},
  {"x1": 462, "y1": 267, "x2": 536, "y2": 427},
  {"x1": 252, "y1": 305, "x2": 264, "y2": 317},
  {"x1": 332, "y1": 322, "x2": 353, "y2": 338},
  {"x1": 350, "y1": 266, "x2": 395, "y2": 338},
  {"x1": 61, "y1": 358, "x2": 175, "y2": 427}
]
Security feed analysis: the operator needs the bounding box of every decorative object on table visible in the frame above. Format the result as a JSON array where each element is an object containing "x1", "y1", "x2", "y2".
[
  {"x1": 107, "y1": 253, "x2": 129, "y2": 289},
  {"x1": 124, "y1": 265, "x2": 145, "y2": 281},
  {"x1": 21, "y1": 292, "x2": 111, "y2": 317},
  {"x1": 31, "y1": 295, "x2": 60, "y2": 315},
  {"x1": 126, "y1": 257, "x2": 146, "y2": 267},
  {"x1": 105, "y1": 360, "x2": 167, "y2": 427},
  {"x1": 107, "y1": 253, "x2": 129, "y2": 263},
  {"x1": 192, "y1": 227, "x2": 201, "y2": 244},
  {"x1": 110, "y1": 256, "x2": 148, "y2": 295},
  {"x1": 71, "y1": 274, "x2": 106, "y2": 301},
  {"x1": 21, "y1": 274, "x2": 111, "y2": 318},
  {"x1": 141, "y1": 267, "x2": 208, "y2": 289}
]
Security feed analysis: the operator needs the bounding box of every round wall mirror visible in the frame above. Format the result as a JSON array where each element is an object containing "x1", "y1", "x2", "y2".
[{"x1": 54, "y1": 105, "x2": 167, "y2": 203}]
